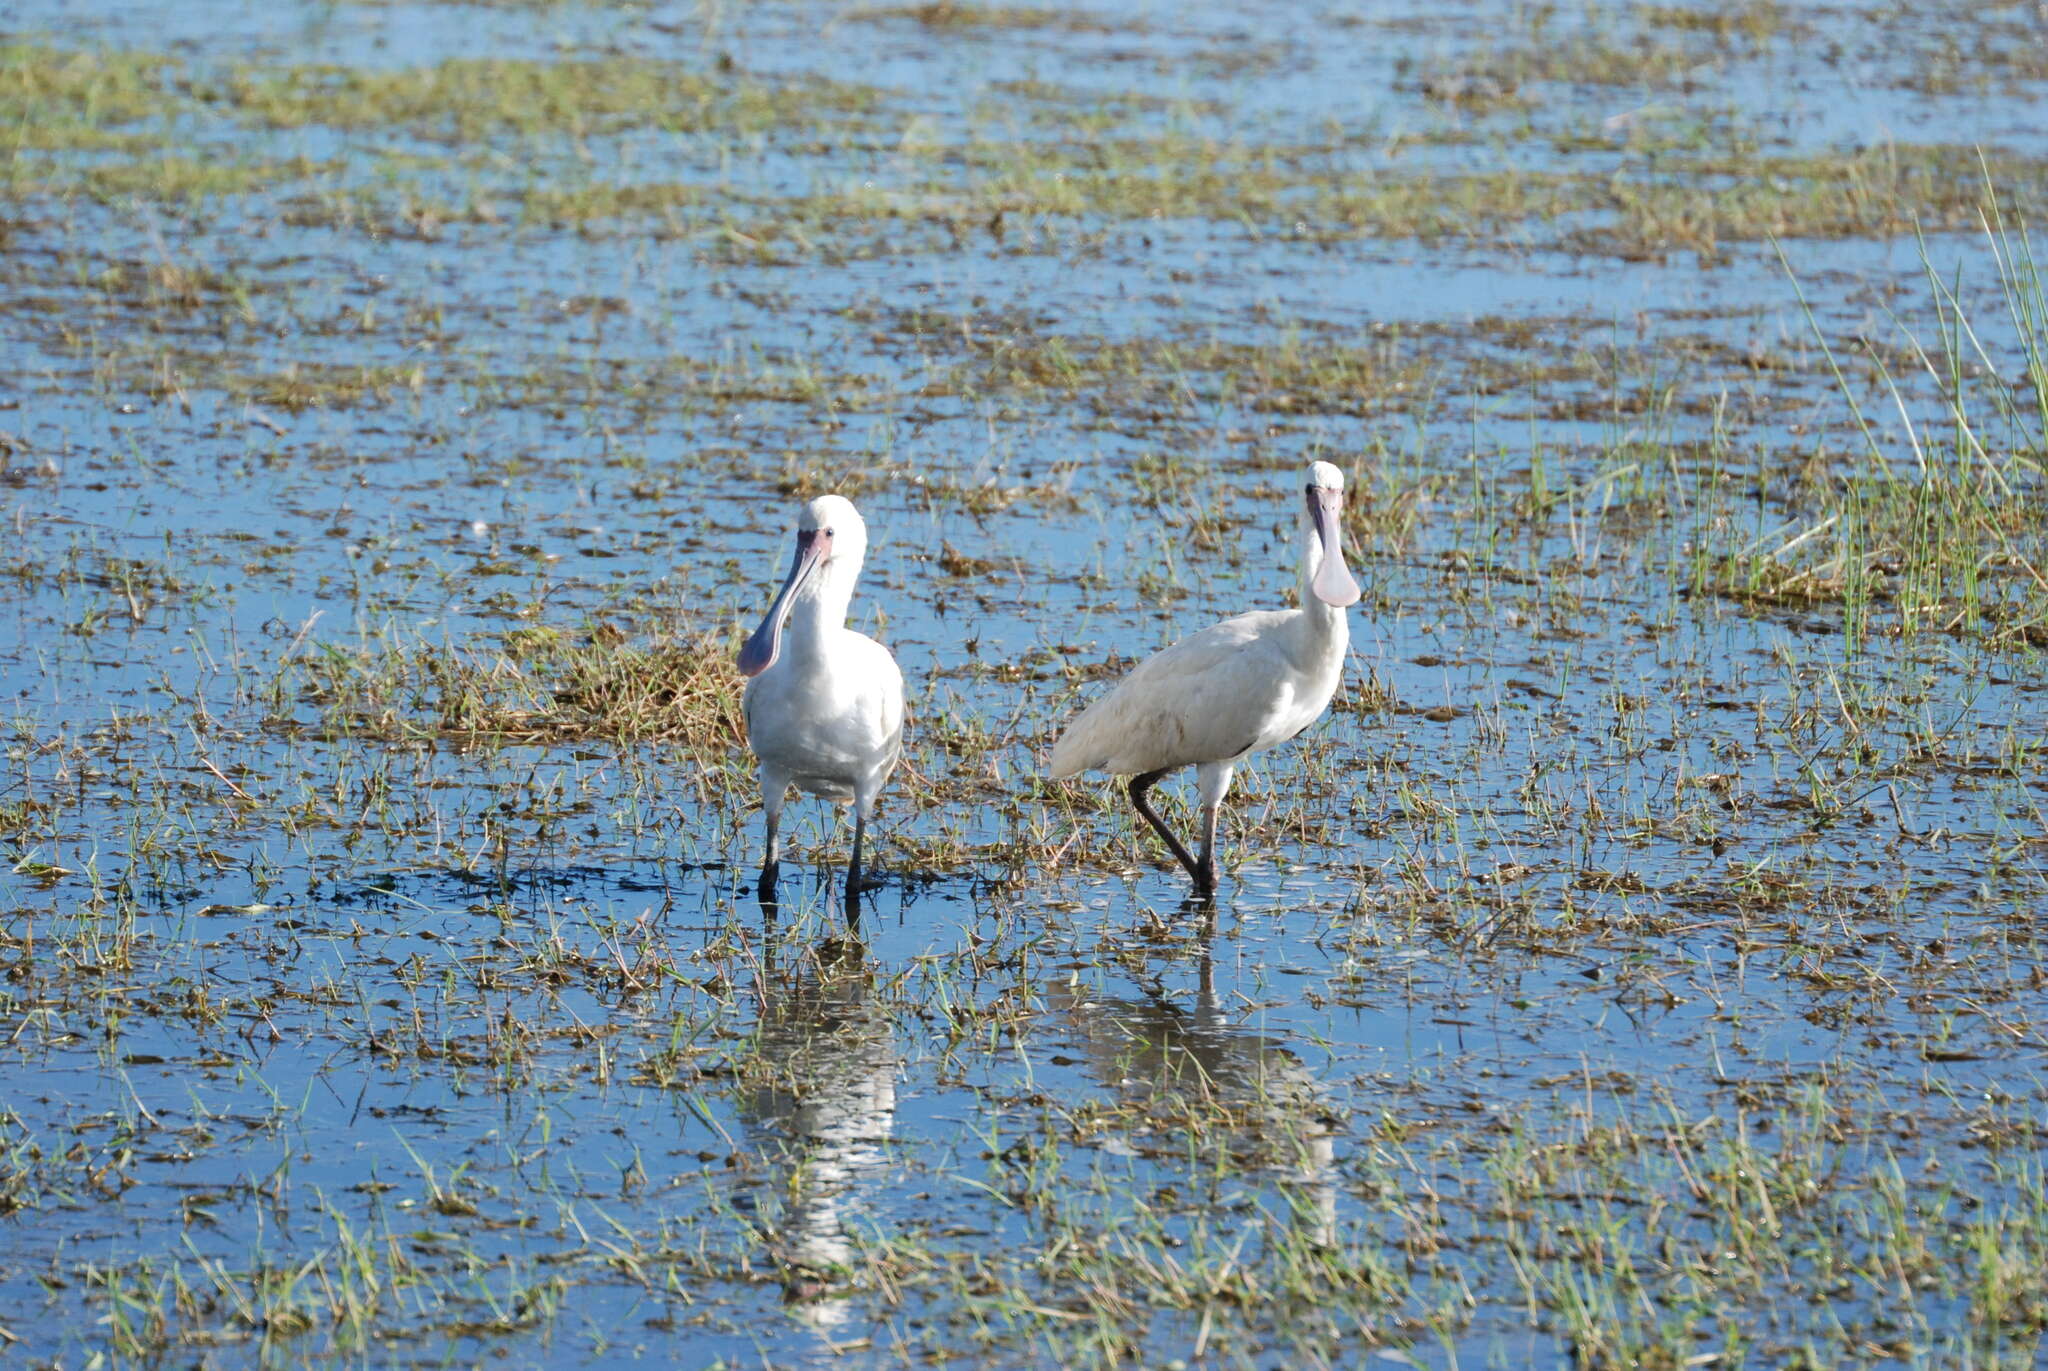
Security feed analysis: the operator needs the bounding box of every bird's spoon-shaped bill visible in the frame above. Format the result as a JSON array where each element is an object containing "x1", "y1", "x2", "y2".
[
  {"x1": 1309, "y1": 487, "x2": 1361, "y2": 608},
  {"x1": 738, "y1": 528, "x2": 830, "y2": 677}
]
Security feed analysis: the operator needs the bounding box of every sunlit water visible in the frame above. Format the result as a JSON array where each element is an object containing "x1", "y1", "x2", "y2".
[{"x1": 3, "y1": 0, "x2": 2047, "y2": 1365}]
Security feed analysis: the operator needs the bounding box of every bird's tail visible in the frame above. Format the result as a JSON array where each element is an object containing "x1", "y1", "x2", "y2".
[{"x1": 1045, "y1": 709, "x2": 1100, "y2": 779}]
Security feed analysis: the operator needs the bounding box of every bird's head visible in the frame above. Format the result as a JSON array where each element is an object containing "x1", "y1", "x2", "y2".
[
  {"x1": 797, "y1": 494, "x2": 868, "y2": 567},
  {"x1": 738, "y1": 494, "x2": 871, "y2": 677},
  {"x1": 1302, "y1": 461, "x2": 1361, "y2": 608}
]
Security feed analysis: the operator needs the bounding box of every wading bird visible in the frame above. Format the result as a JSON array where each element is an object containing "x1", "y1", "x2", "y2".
[
  {"x1": 1049, "y1": 461, "x2": 1362, "y2": 895},
  {"x1": 738, "y1": 495, "x2": 903, "y2": 913}
]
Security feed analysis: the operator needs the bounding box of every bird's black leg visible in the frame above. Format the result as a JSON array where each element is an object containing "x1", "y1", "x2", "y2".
[
  {"x1": 1129, "y1": 769, "x2": 1212, "y2": 894},
  {"x1": 758, "y1": 787, "x2": 784, "y2": 900},
  {"x1": 1196, "y1": 802, "x2": 1221, "y2": 894},
  {"x1": 844, "y1": 812, "x2": 866, "y2": 924}
]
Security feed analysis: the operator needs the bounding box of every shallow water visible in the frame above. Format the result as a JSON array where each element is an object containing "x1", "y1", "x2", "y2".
[{"x1": 3, "y1": 0, "x2": 2048, "y2": 1366}]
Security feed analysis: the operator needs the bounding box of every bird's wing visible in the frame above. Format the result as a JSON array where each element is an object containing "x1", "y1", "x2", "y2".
[
  {"x1": 850, "y1": 632, "x2": 906, "y2": 754},
  {"x1": 1048, "y1": 612, "x2": 1294, "y2": 778}
]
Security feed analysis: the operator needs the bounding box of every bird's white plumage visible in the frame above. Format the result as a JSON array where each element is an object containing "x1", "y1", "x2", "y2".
[
  {"x1": 1047, "y1": 608, "x2": 1339, "y2": 779},
  {"x1": 745, "y1": 629, "x2": 903, "y2": 802},
  {"x1": 740, "y1": 495, "x2": 902, "y2": 898},
  {"x1": 1047, "y1": 460, "x2": 1359, "y2": 891}
]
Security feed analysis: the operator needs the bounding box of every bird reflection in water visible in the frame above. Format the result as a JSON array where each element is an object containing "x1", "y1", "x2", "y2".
[
  {"x1": 1044, "y1": 916, "x2": 1338, "y2": 1248},
  {"x1": 730, "y1": 930, "x2": 898, "y2": 1330}
]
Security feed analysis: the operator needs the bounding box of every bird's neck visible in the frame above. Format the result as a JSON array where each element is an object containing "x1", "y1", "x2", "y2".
[
  {"x1": 784, "y1": 569, "x2": 855, "y2": 652},
  {"x1": 1298, "y1": 592, "x2": 1350, "y2": 648}
]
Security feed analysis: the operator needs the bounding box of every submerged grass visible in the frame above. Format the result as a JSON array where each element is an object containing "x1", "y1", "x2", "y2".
[
  {"x1": 1583, "y1": 145, "x2": 2048, "y2": 262},
  {"x1": 392, "y1": 136, "x2": 2048, "y2": 262},
  {"x1": 3, "y1": 33, "x2": 2036, "y2": 265},
  {"x1": 214, "y1": 56, "x2": 885, "y2": 140},
  {"x1": 0, "y1": 42, "x2": 173, "y2": 146},
  {"x1": 6, "y1": 1, "x2": 2048, "y2": 1367},
  {"x1": 926, "y1": 328, "x2": 1437, "y2": 415},
  {"x1": 854, "y1": 2, "x2": 1134, "y2": 33}
]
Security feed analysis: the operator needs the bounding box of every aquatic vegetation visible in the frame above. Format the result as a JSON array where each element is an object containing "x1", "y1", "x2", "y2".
[
  {"x1": 2, "y1": 0, "x2": 2048, "y2": 1366},
  {"x1": 215, "y1": 56, "x2": 885, "y2": 140}
]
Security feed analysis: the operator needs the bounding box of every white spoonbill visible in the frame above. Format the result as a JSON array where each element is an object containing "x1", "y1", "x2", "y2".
[
  {"x1": 1049, "y1": 460, "x2": 1362, "y2": 894},
  {"x1": 738, "y1": 495, "x2": 904, "y2": 910}
]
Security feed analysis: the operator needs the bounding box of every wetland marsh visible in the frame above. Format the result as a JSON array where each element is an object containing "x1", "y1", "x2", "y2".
[{"x1": 3, "y1": 0, "x2": 2048, "y2": 1366}]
